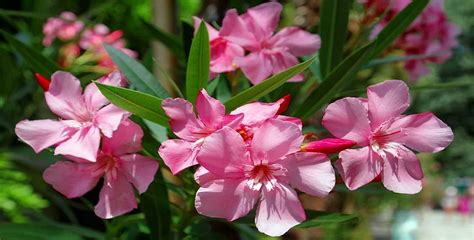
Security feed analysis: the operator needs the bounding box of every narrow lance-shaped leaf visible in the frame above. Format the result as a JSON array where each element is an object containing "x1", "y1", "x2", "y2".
[
  {"x1": 224, "y1": 56, "x2": 315, "y2": 112},
  {"x1": 319, "y1": 0, "x2": 352, "y2": 79},
  {"x1": 1, "y1": 30, "x2": 59, "y2": 77},
  {"x1": 95, "y1": 82, "x2": 169, "y2": 127},
  {"x1": 293, "y1": 0, "x2": 430, "y2": 118},
  {"x1": 186, "y1": 21, "x2": 210, "y2": 104},
  {"x1": 297, "y1": 211, "x2": 357, "y2": 228},
  {"x1": 104, "y1": 44, "x2": 170, "y2": 98}
]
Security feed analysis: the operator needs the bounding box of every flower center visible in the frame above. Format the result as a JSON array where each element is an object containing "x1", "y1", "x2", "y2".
[
  {"x1": 88, "y1": 153, "x2": 119, "y2": 180},
  {"x1": 370, "y1": 129, "x2": 404, "y2": 159},
  {"x1": 245, "y1": 164, "x2": 287, "y2": 191}
]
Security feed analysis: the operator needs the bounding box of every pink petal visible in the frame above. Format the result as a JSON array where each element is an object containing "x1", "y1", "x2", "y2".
[
  {"x1": 158, "y1": 139, "x2": 199, "y2": 175},
  {"x1": 95, "y1": 104, "x2": 129, "y2": 138},
  {"x1": 102, "y1": 120, "x2": 143, "y2": 156},
  {"x1": 220, "y1": 9, "x2": 258, "y2": 50},
  {"x1": 119, "y1": 154, "x2": 159, "y2": 194},
  {"x1": 218, "y1": 113, "x2": 244, "y2": 129},
  {"x1": 235, "y1": 52, "x2": 273, "y2": 85},
  {"x1": 280, "y1": 152, "x2": 335, "y2": 197},
  {"x1": 161, "y1": 98, "x2": 206, "y2": 141},
  {"x1": 270, "y1": 52, "x2": 304, "y2": 82},
  {"x1": 84, "y1": 71, "x2": 124, "y2": 112},
  {"x1": 43, "y1": 161, "x2": 100, "y2": 198},
  {"x1": 231, "y1": 102, "x2": 279, "y2": 126},
  {"x1": 337, "y1": 147, "x2": 383, "y2": 190},
  {"x1": 194, "y1": 166, "x2": 219, "y2": 186},
  {"x1": 196, "y1": 127, "x2": 248, "y2": 177},
  {"x1": 95, "y1": 174, "x2": 138, "y2": 219},
  {"x1": 271, "y1": 27, "x2": 321, "y2": 56},
  {"x1": 367, "y1": 80, "x2": 410, "y2": 129},
  {"x1": 382, "y1": 149, "x2": 423, "y2": 194},
  {"x1": 255, "y1": 183, "x2": 305, "y2": 237},
  {"x1": 250, "y1": 119, "x2": 303, "y2": 164},
  {"x1": 275, "y1": 115, "x2": 303, "y2": 129},
  {"x1": 302, "y1": 138, "x2": 356, "y2": 154},
  {"x1": 196, "y1": 89, "x2": 225, "y2": 129},
  {"x1": 15, "y1": 119, "x2": 74, "y2": 153},
  {"x1": 195, "y1": 178, "x2": 259, "y2": 221},
  {"x1": 192, "y1": 17, "x2": 219, "y2": 41},
  {"x1": 45, "y1": 71, "x2": 89, "y2": 121},
  {"x1": 55, "y1": 125, "x2": 101, "y2": 162},
  {"x1": 210, "y1": 40, "x2": 244, "y2": 73},
  {"x1": 243, "y1": 2, "x2": 282, "y2": 40},
  {"x1": 392, "y1": 113, "x2": 453, "y2": 153},
  {"x1": 322, "y1": 97, "x2": 371, "y2": 146}
]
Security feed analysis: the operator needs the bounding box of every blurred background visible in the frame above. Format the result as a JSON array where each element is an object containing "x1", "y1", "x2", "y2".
[{"x1": 0, "y1": 0, "x2": 472, "y2": 239}]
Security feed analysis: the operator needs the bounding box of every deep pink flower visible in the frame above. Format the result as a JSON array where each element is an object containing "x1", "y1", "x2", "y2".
[
  {"x1": 302, "y1": 138, "x2": 357, "y2": 154},
  {"x1": 194, "y1": 119, "x2": 335, "y2": 236},
  {"x1": 15, "y1": 71, "x2": 129, "y2": 162},
  {"x1": 220, "y1": 2, "x2": 321, "y2": 85},
  {"x1": 322, "y1": 80, "x2": 453, "y2": 194},
  {"x1": 369, "y1": 0, "x2": 459, "y2": 80},
  {"x1": 43, "y1": 120, "x2": 158, "y2": 219},
  {"x1": 158, "y1": 89, "x2": 243, "y2": 174},
  {"x1": 193, "y1": 17, "x2": 245, "y2": 79},
  {"x1": 43, "y1": 11, "x2": 84, "y2": 46}
]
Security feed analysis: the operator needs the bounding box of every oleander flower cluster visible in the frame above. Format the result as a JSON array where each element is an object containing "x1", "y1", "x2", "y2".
[
  {"x1": 364, "y1": 0, "x2": 459, "y2": 80},
  {"x1": 195, "y1": 2, "x2": 321, "y2": 84},
  {"x1": 15, "y1": 72, "x2": 158, "y2": 219},
  {"x1": 42, "y1": 11, "x2": 137, "y2": 72}
]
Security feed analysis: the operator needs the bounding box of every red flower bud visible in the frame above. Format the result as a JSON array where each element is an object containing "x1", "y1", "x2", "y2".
[
  {"x1": 276, "y1": 94, "x2": 291, "y2": 114},
  {"x1": 34, "y1": 73, "x2": 50, "y2": 91},
  {"x1": 301, "y1": 138, "x2": 356, "y2": 154}
]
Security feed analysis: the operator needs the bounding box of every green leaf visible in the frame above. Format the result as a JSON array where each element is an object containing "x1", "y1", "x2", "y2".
[
  {"x1": 140, "y1": 170, "x2": 172, "y2": 240},
  {"x1": 1, "y1": 30, "x2": 59, "y2": 77},
  {"x1": 224, "y1": 56, "x2": 315, "y2": 112},
  {"x1": 95, "y1": 83, "x2": 168, "y2": 127},
  {"x1": 297, "y1": 211, "x2": 357, "y2": 228},
  {"x1": 206, "y1": 74, "x2": 220, "y2": 95},
  {"x1": 293, "y1": 43, "x2": 374, "y2": 119},
  {"x1": 141, "y1": 19, "x2": 185, "y2": 61},
  {"x1": 104, "y1": 44, "x2": 170, "y2": 98},
  {"x1": 185, "y1": 21, "x2": 210, "y2": 104},
  {"x1": 319, "y1": 0, "x2": 352, "y2": 79},
  {"x1": 293, "y1": 0, "x2": 430, "y2": 118},
  {"x1": 0, "y1": 223, "x2": 104, "y2": 240},
  {"x1": 369, "y1": 0, "x2": 429, "y2": 59}
]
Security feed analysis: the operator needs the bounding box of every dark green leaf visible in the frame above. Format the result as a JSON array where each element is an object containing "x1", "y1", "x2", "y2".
[
  {"x1": 319, "y1": 0, "x2": 352, "y2": 79},
  {"x1": 1, "y1": 30, "x2": 59, "y2": 77},
  {"x1": 206, "y1": 75, "x2": 220, "y2": 95},
  {"x1": 0, "y1": 223, "x2": 104, "y2": 240},
  {"x1": 104, "y1": 44, "x2": 170, "y2": 98},
  {"x1": 297, "y1": 211, "x2": 357, "y2": 228},
  {"x1": 224, "y1": 56, "x2": 315, "y2": 112},
  {"x1": 95, "y1": 83, "x2": 168, "y2": 127},
  {"x1": 141, "y1": 19, "x2": 185, "y2": 60},
  {"x1": 293, "y1": 43, "x2": 374, "y2": 119},
  {"x1": 140, "y1": 169, "x2": 172, "y2": 240},
  {"x1": 185, "y1": 21, "x2": 209, "y2": 104}
]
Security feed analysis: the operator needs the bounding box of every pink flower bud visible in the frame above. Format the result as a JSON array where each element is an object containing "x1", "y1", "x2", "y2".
[{"x1": 301, "y1": 138, "x2": 356, "y2": 154}]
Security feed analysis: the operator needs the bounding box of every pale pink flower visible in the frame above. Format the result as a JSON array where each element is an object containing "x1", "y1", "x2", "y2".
[
  {"x1": 15, "y1": 71, "x2": 129, "y2": 162},
  {"x1": 194, "y1": 119, "x2": 335, "y2": 236},
  {"x1": 369, "y1": 0, "x2": 459, "y2": 80},
  {"x1": 193, "y1": 17, "x2": 245, "y2": 79},
  {"x1": 221, "y1": 2, "x2": 321, "y2": 85},
  {"x1": 43, "y1": 120, "x2": 158, "y2": 219},
  {"x1": 322, "y1": 80, "x2": 453, "y2": 194},
  {"x1": 158, "y1": 89, "x2": 243, "y2": 174},
  {"x1": 79, "y1": 24, "x2": 138, "y2": 69},
  {"x1": 43, "y1": 11, "x2": 84, "y2": 46}
]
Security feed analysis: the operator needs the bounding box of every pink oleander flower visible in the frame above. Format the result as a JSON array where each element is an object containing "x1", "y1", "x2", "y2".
[
  {"x1": 158, "y1": 89, "x2": 243, "y2": 174},
  {"x1": 193, "y1": 17, "x2": 244, "y2": 79},
  {"x1": 43, "y1": 120, "x2": 158, "y2": 219},
  {"x1": 43, "y1": 11, "x2": 84, "y2": 46},
  {"x1": 369, "y1": 0, "x2": 459, "y2": 80},
  {"x1": 15, "y1": 71, "x2": 129, "y2": 162},
  {"x1": 194, "y1": 119, "x2": 335, "y2": 237},
  {"x1": 322, "y1": 80, "x2": 453, "y2": 194},
  {"x1": 79, "y1": 24, "x2": 138, "y2": 69},
  {"x1": 220, "y1": 2, "x2": 321, "y2": 85}
]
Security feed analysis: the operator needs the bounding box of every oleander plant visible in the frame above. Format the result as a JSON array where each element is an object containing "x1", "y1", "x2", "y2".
[{"x1": 1, "y1": 0, "x2": 471, "y2": 239}]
